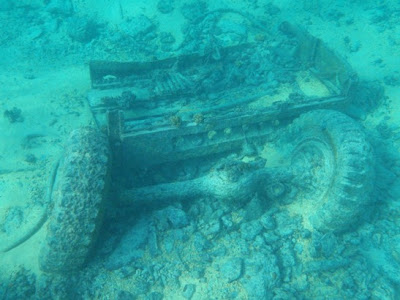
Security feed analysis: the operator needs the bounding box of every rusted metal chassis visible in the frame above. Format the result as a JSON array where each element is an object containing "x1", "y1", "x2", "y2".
[
  {"x1": 109, "y1": 94, "x2": 348, "y2": 169},
  {"x1": 100, "y1": 24, "x2": 355, "y2": 167},
  {"x1": 89, "y1": 23, "x2": 356, "y2": 205}
]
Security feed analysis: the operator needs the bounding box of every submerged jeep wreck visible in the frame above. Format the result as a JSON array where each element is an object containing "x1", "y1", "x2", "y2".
[{"x1": 37, "y1": 21, "x2": 377, "y2": 294}]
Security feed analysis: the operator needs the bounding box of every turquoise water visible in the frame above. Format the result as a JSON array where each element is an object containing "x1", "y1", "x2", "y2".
[{"x1": 1, "y1": 0, "x2": 400, "y2": 299}]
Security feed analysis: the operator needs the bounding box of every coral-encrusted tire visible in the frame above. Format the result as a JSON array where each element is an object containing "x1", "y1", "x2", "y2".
[
  {"x1": 39, "y1": 127, "x2": 111, "y2": 272},
  {"x1": 287, "y1": 110, "x2": 375, "y2": 233}
]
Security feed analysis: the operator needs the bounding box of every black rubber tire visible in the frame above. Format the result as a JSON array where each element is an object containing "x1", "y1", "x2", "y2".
[
  {"x1": 39, "y1": 127, "x2": 111, "y2": 272},
  {"x1": 286, "y1": 109, "x2": 375, "y2": 233}
]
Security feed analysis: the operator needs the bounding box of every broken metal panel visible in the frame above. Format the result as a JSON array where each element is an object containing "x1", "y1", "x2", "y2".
[
  {"x1": 279, "y1": 21, "x2": 319, "y2": 65},
  {"x1": 311, "y1": 43, "x2": 356, "y2": 95},
  {"x1": 107, "y1": 110, "x2": 123, "y2": 143},
  {"x1": 280, "y1": 21, "x2": 356, "y2": 95},
  {"x1": 89, "y1": 44, "x2": 249, "y2": 90}
]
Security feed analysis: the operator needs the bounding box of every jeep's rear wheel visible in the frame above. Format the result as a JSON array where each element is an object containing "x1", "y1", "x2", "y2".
[{"x1": 287, "y1": 109, "x2": 375, "y2": 232}]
